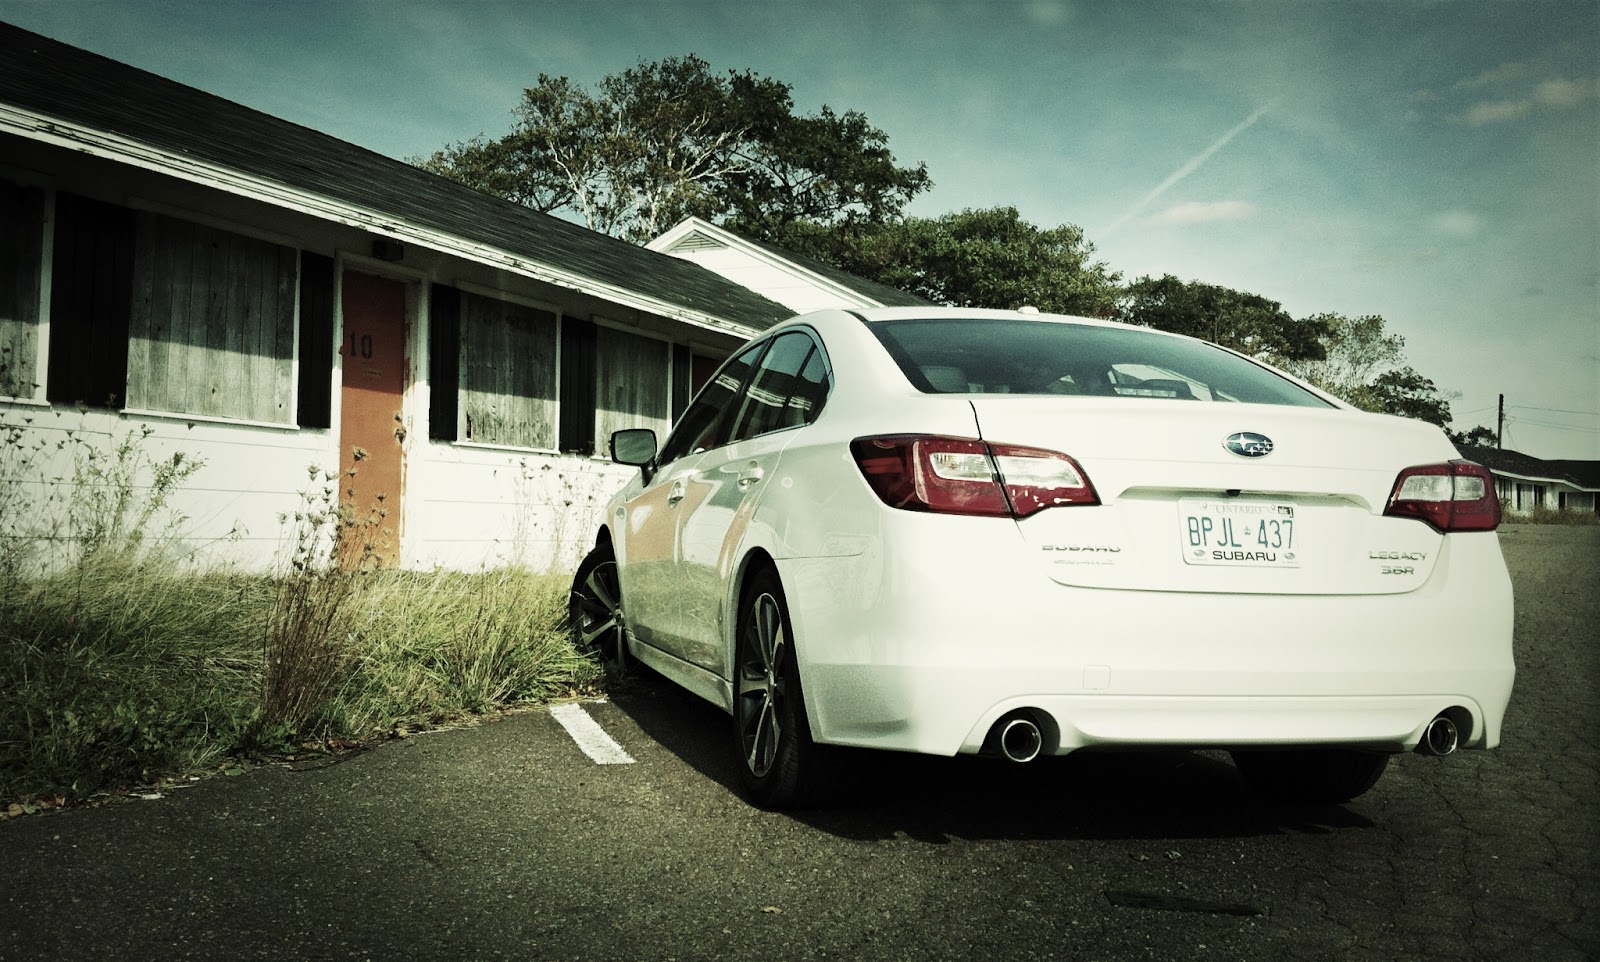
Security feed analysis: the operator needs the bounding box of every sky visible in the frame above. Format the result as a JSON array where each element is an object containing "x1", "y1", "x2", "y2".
[{"x1": 4, "y1": 0, "x2": 1597, "y2": 458}]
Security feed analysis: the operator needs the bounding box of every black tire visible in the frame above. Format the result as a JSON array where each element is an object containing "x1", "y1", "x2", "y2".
[
  {"x1": 732, "y1": 567, "x2": 831, "y2": 809},
  {"x1": 1231, "y1": 748, "x2": 1390, "y2": 804},
  {"x1": 569, "y1": 545, "x2": 633, "y2": 682}
]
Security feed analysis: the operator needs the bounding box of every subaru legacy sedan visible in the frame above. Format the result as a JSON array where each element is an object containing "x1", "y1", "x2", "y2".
[{"x1": 570, "y1": 307, "x2": 1514, "y2": 809}]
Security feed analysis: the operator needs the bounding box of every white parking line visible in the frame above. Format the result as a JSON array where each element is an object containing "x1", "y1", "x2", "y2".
[{"x1": 550, "y1": 702, "x2": 636, "y2": 765}]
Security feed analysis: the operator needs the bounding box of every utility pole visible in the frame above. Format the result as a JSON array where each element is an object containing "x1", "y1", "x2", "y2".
[{"x1": 1497, "y1": 394, "x2": 1504, "y2": 449}]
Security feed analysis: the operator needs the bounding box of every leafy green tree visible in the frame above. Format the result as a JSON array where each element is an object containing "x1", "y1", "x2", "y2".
[
  {"x1": 776, "y1": 207, "x2": 1123, "y2": 317},
  {"x1": 1369, "y1": 367, "x2": 1453, "y2": 427},
  {"x1": 1450, "y1": 425, "x2": 1498, "y2": 450},
  {"x1": 1116, "y1": 275, "x2": 1329, "y2": 364},
  {"x1": 416, "y1": 56, "x2": 930, "y2": 244},
  {"x1": 1281, "y1": 313, "x2": 1406, "y2": 407},
  {"x1": 721, "y1": 106, "x2": 934, "y2": 239}
]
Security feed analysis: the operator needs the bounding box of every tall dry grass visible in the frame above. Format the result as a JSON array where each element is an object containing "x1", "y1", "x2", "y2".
[{"x1": 1, "y1": 427, "x2": 597, "y2": 803}]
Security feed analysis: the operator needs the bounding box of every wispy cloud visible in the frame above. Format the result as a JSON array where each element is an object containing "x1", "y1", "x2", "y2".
[
  {"x1": 1147, "y1": 200, "x2": 1259, "y2": 226},
  {"x1": 1432, "y1": 209, "x2": 1485, "y2": 239},
  {"x1": 1458, "y1": 60, "x2": 1537, "y2": 90},
  {"x1": 1101, "y1": 99, "x2": 1280, "y2": 236},
  {"x1": 1459, "y1": 70, "x2": 1600, "y2": 126}
]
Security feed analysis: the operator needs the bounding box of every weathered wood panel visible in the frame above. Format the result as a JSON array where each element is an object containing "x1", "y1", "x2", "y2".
[
  {"x1": 274, "y1": 245, "x2": 297, "y2": 422},
  {"x1": 127, "y1": 212, "x2": 296, "y2": 422},
  {"x1": 594, "y1": 325, "x2": 669, "y2": 451},
  {"x1": 0, "y1": 180, "x2": 43, "y2": 398},
  {"x1": 459, "y1": 291, "x2": 557, "y2": 449}
]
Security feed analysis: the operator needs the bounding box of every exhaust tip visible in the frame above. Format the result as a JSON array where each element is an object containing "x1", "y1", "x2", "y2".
[
  {"x1": 1417, "y1": 714, "x2": 1460, "y2": 756},
  {"x1": 999, "y1": 716, "x2": 1044, "y2": 764}
]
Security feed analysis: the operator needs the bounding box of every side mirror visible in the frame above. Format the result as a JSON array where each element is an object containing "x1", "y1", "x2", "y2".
[{"x1": 609, "y1": 428, "x2": 658, "y2": 467}]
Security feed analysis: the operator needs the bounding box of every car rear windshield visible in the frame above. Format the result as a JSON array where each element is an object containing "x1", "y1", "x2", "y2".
[{"x1": 866, "y1": 317, "x2": 1333, "y2": 408}]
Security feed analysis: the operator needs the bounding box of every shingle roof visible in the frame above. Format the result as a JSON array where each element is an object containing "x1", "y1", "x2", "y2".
[
  {"x1": 1464, "y1": 446, "x2": 1600, "y2": 490},
  {"x1": 0, "y1": 22, "x2": 794, "y2": 332}
]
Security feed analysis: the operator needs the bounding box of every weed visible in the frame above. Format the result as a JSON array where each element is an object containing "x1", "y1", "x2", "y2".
[
  {"x1": 336, "y1": 567, "x2": 599, "y2": 733},
  {"x1": 257, "y1": 467, "x2": 367, "y2": 744},
  {"x1": 0, "y1": 431, "x2": 598, "y2": 805}
]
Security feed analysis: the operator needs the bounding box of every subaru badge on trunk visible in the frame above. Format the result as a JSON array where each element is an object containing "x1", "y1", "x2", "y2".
[{"x1": 1224, "y1": 432, "x2": 1274, "y2": 458}]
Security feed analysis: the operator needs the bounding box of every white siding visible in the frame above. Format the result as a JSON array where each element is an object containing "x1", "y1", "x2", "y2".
[{"x1": 666, "y1": 245, "x2": 869, "y2": 314}]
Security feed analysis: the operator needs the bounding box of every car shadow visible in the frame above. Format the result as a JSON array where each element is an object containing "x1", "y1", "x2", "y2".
[{"x1": 604, "y1": 671, "x2": 1376, "y2": 844}]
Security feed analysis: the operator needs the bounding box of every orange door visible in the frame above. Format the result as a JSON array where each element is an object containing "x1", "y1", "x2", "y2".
[{"x1": 339, "y1": 270, "x2": 408, "y2": 567}]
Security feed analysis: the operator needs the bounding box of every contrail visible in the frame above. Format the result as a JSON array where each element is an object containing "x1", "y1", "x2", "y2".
[{"x1": 1101, "y1": 98, "x2": 1281, "y2": 236}]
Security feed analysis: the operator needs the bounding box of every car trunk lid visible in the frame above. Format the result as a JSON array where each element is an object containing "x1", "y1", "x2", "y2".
[{"x1": 967, "y1": 397, "x2": 1451, "y2": 595}]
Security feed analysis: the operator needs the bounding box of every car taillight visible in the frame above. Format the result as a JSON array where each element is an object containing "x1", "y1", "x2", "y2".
[
  {"x1": 1384, "y1": 460, "x2": 1501, "y2": 532},
  {"x1": 849, "y1": 435, "x2": 1099, "y2": 518}
]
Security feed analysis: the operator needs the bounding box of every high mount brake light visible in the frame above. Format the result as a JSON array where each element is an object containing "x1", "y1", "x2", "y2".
[
  {"x1": 849, "y1": 435, "x2": 1099, "y2": 518},
  {"x1": 1384, "y1": 460, "x2": 1501, "y2": 532}
]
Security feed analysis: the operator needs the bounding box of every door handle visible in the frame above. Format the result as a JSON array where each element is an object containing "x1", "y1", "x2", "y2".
[{"x1": 667, "y1": 480, "x2": 686, "y2": 506}]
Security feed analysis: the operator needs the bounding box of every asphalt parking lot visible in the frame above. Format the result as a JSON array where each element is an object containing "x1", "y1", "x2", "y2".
[{"x1": 1, "y1": 525, "x2": 1595, "y2": 961}]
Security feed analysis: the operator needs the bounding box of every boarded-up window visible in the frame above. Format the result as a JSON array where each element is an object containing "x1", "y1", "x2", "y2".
[
  {"x1": 0, "y1": 180, "x2": 44, "y2": 399},
  {"x1": 126, "y1": 213, "x2": 296, "y2": 422},
  {"x1": 593, "y1": 325, "x2": 670, "y2": 453},
  {"x1": 460, "y1": 291, "x2": 557, "y2": 448}
]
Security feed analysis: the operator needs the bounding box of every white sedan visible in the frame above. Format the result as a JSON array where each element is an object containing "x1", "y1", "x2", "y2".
[{"x1": 570, "y1": 307, "x2": 1515, "y2": 809}]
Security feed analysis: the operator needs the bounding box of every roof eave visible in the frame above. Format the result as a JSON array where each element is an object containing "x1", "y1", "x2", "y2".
[
  {"x1": 1484, "y1": 467, "x2": 1596, "y2": 491},
  {"x1": 3, "y1": 106, "x2": 763, "y2": 341}
]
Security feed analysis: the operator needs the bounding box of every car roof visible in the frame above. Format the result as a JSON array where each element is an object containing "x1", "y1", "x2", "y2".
[{"x1": 845, "y1": 306, "x2": 1126, "y2": 328}]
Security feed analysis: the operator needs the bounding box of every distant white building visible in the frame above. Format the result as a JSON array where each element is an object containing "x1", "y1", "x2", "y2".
[{"x1": 1465, "y1": 448, "x2": 1600, "y2": 518}]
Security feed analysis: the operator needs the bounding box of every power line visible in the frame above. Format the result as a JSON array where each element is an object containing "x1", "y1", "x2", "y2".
[
  {"x1": 1508, "y1": 405, "x2": 1600, "y2": 417},
  {"x1": 1504, "y1": 415, "x2": 1600, "y2": 434}
]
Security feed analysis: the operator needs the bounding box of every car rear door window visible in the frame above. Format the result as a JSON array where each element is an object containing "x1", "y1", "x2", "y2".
[
  {"x1": 656, "y1": 341, "x2": 766, "y2": 466},
  {"x1": 727, "y1": 331, "x2": 829, "y2": 443}
]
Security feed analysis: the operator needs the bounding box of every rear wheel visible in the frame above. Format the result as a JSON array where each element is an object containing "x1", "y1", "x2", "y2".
[
  {"x1": 569, "y1": 545, "x2": 633, "y2": 681},
  {"x1": 1231, "y1": 749, "x2": 1389, "y2": 803},
  {"x1": 733, "y1": 567, "x2": 830, "y2": 809}
]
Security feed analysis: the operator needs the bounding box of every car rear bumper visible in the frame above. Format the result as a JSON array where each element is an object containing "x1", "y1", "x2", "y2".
[{"x1": 778, "y1": 519, "x2": 1515, "y2": 757}]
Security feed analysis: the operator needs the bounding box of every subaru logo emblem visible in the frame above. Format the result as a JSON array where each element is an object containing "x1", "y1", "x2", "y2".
[{"x1": 1224, "y1": 432, "x2": 1274, "y2": 458}]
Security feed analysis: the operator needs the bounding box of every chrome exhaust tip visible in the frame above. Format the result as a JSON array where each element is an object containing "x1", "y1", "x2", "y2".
[
  {"x1": 1417, "y1": 714, "x2": 1460, "y2": 756},
  {"x1": 998, "y1": 716, "x2": 1044, "y2": 764}
]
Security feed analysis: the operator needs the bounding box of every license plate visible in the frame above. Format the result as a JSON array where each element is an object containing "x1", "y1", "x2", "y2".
[{"x1": 1180, "y1": 499, "x2": 1299, "y2": 567}]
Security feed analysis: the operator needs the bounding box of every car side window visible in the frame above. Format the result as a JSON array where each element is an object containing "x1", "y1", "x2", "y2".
[
  {"x1": 655, "y1": 342, "x2": 766, "y2": 467},
  {"x1": 727, "y1": 331, "x2": 830, "y2": 444}
]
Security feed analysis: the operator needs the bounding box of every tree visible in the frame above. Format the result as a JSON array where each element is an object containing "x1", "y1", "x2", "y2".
[
  {"x1": 720, "y1": 106, "x2": 933, "y2": 239},
  {"x1": 1450, "y1": 425, "x2": 1498, "y2": 450},
  {"x1": 1368, "y1": 367, "x2": 1453, "y2": 428},
  {"x1": 415, "y1": 56, "x2": 930, "y2": 244},
  {"x1": 777, "y1": 206, "x2": 1122, "y2": 317},
  {"x1": 1280, "y1": 313, "x2": 1406, "y2": 407},
  {"x1": 1116, "y1": 275, "x2": 1329, "y2": 364}
]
